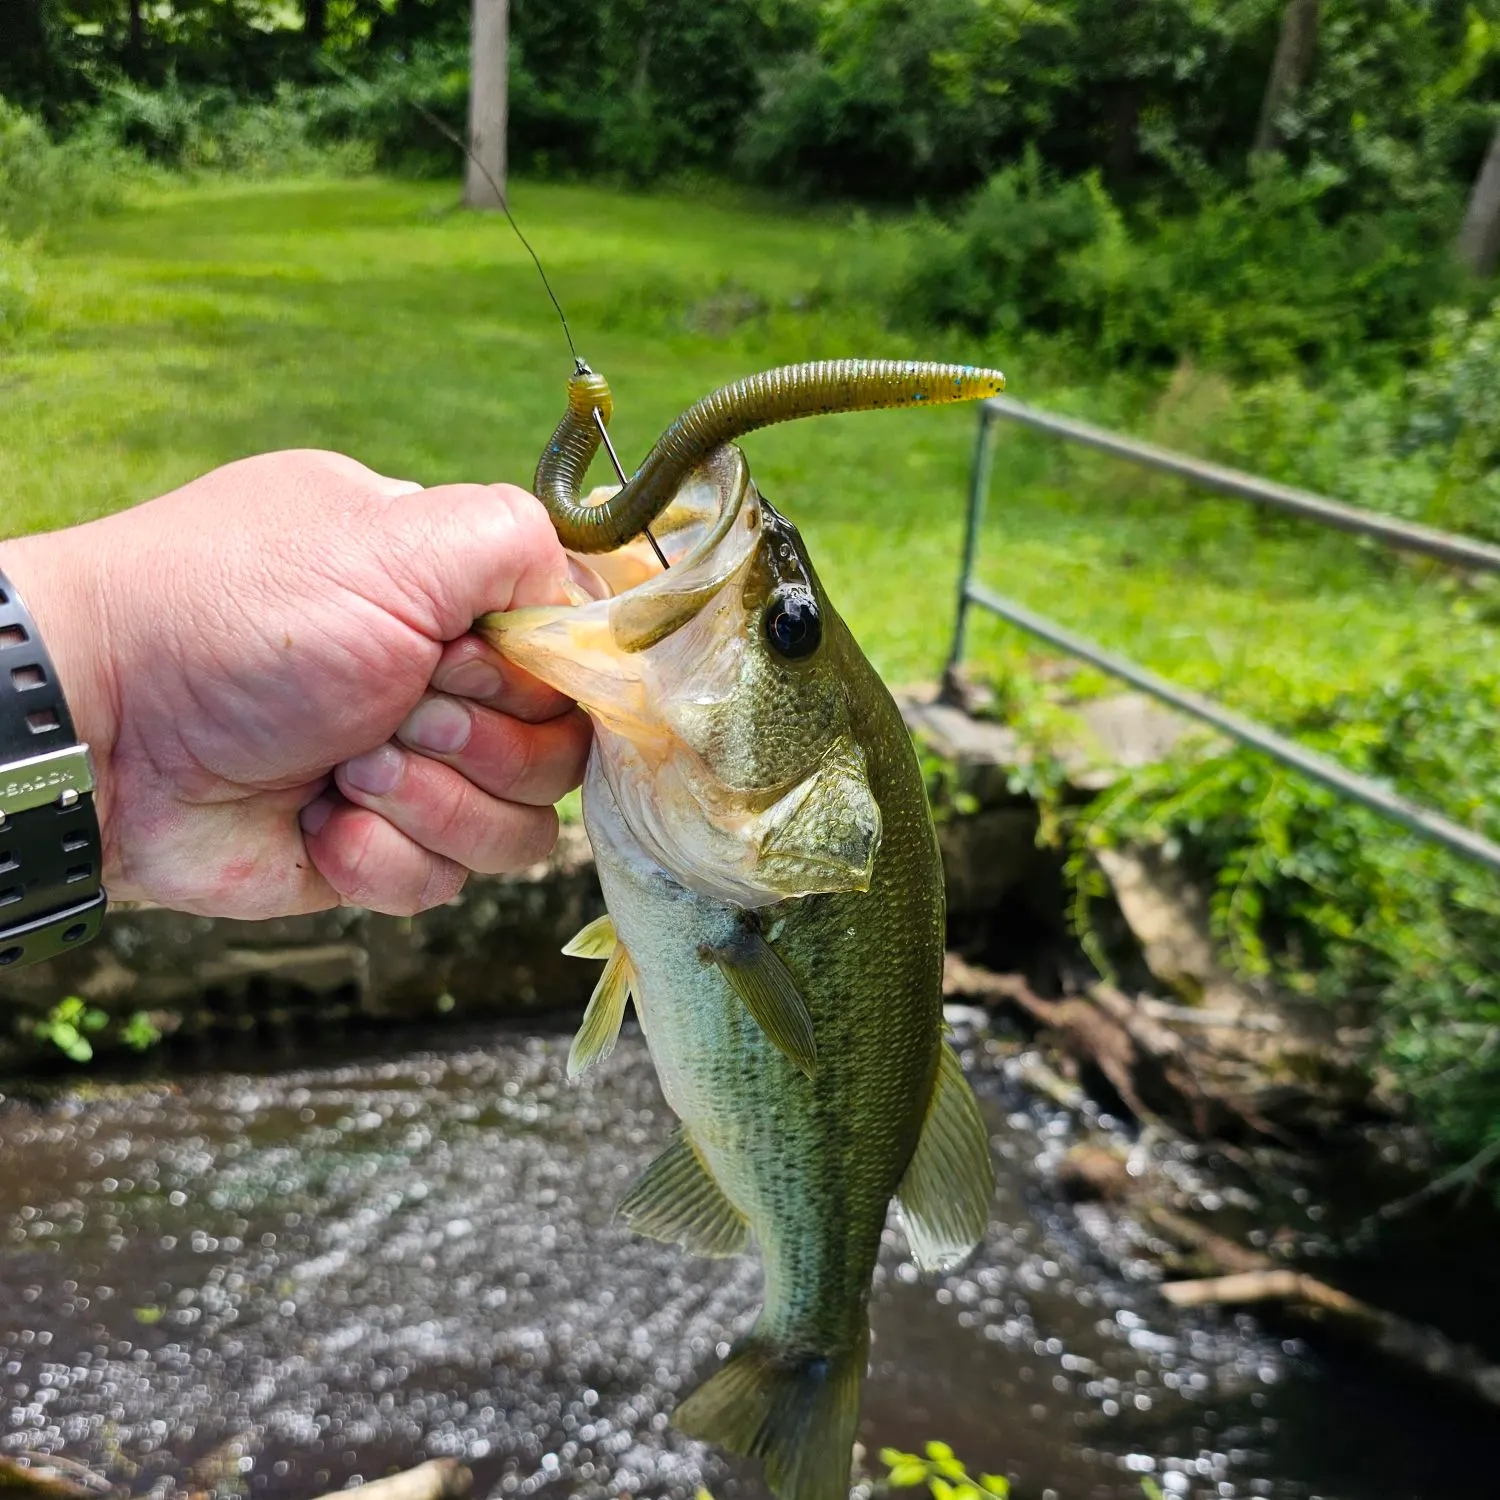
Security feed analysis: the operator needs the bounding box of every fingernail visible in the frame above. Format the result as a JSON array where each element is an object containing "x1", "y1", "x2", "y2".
[
  {"x1": 434, "y1": 660, "x2": 503, "y2": 700},
  {"x1": 376, "y1": 475, "x2": 423, "y2": 497},
  {"x1": 568, "y1": 557, "x2": 611, "y2": 601},
  {"x1": 399, "y1": 696, "x2": 472, "y2": 754},
  {"x1": 299, "y1": 796, "x2": 335, "y2": 836},
  {"x1": 343, "y1": 743, "x2": 404, "y2": 795}
]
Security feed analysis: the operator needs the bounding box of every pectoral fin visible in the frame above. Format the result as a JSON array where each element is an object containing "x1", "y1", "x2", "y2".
[
  {"x1": 562, "y1": 912, "x2": 617, "y2": 960},
  {"x1": 566, "y1": 937, "x2": 634, "y2": 1080},
  {"x1": 710, "y1": 933, "x2": 817, "y2": 1080},
  {"x1": 618, "y1": 1127, "x2": 749, "y2": 1258},
  {"x1": 896, "y1": 1040, "x2": 993, "y2": 1271}
]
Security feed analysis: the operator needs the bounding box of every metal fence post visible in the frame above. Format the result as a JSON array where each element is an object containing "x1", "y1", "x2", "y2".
[
  {"x1": 943, "y1": 405, "x2": 998, "y2": 698},
  {"x1": 938, "y1": 394, "x2": 1500, "y2": 873}
]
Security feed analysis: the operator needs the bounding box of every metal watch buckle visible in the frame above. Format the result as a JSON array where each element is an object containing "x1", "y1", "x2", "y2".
[
  {"x1": 0, "y1": 888, "x2": 108, "y2": 968},
  {"x1": 0, "y1": 743, "x2": 97, "y2": 824}
]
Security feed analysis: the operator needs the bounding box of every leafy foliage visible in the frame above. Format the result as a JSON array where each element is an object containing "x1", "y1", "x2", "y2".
[
  {"x1": 32, "y1": 996, "x2": 109, "y2": 1064},
  {"x1": 28, "y1": 998, "x2": 165, "y2": 1063},
  {"x1": 88, "y1": 73, "x2": 372, "y2": 174},
  {"x1": 881, "y1": 1439, "x2": 1010, "y2": 1500},
  {"x1": 854, "y1": 152, "x2": 1472, "y2": 377},
  {"x1": 1068, "y1": 660, "x2": 1500, "y2": 1166},
  {"x1": 8, "y1": 0, "x2": 1499, "y2": 214},
  {"x1": 0, "y1": 95, "x2": 122, "y2": 237}
]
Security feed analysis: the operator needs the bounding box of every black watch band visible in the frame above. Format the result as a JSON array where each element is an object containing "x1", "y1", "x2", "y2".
[{"x1": 0, "y1": 568, "x2": 107, "y2": 970}]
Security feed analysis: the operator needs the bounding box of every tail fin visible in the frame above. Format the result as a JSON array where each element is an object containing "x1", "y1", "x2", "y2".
[{"x1": 673, "y1": 1326, "x2": 869, "y2": 1500}]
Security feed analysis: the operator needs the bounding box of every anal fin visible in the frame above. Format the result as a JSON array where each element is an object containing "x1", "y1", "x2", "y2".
[
  {"x1": 896, "y1": 1039, "x2": 993, "y2": 1272},
  {"x1": 710, "y1": 931, "x2": 817, "y2": 1080},
  {"x1": 618, "y1": 1127, "x2": 749, "y2": 1258},
  {"x1": 567, "y1": 940, "x2": 634, "y2": 1079}
]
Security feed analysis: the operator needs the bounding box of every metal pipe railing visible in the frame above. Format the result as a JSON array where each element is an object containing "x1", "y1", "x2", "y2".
[
  {"x1": 985, "y1": 396, "x2": 1500, "y2": 573},
  {"x1": 946, "y1": 398, "x2": 1500, "y2": 874}
]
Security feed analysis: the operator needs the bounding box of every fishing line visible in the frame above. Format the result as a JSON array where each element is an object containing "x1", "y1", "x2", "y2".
[
  {"x1": 592, "y1": 408, "x2": 671, "y2": 569},
  {"x1": 319, "y1": 58, "x2": 669, "y2": 568},
  {"x1": 398, "y1": 98, "x2": 580, "y2": 367}
]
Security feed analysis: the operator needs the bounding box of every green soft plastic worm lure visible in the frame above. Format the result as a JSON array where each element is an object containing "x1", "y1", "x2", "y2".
[{"x1": 534, "y1": 358, "x2": 1006, "y2": 554}]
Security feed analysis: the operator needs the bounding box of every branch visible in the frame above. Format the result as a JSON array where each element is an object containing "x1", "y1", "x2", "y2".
[{"x1": 312, "y1": 1460, "x2": 473, "y2": 1500}]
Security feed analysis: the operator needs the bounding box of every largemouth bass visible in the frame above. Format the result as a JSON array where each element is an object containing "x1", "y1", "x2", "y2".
[{"x1": 481, "y1": 362, "x2": 1002, "y2": 1500}]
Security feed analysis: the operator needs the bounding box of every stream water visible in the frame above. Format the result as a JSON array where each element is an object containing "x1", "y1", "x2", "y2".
[{"x1": 0, "y1": 1019, "x2": 1492, "y2": 1500}]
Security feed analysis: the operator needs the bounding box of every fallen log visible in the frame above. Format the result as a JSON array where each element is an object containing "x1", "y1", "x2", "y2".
[
  {"x1": 1152, "y1": 1222, "x2": 1500, "y2": 1409},
  {"x1": 942, "y1": 954, "x2": 1279, "y2": 1139},
  {"x1": 1147, "y1": 1205, "x2": 1271, "y2": 1275},
  {"x1": 312, "y1": 1461, "x2": 472, "y2": 1500},
  {"x1": 0, "y1": 1456, "x2": 109, "y2": 1500},
  {"x1": 1161, "y1": 1269, "x2": 1318, "y2": 1308}
]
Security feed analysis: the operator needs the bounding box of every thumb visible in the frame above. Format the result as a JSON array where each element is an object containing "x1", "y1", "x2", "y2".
[{"x1": 377, "y1": 482, "x2": 573, "y2": 640}]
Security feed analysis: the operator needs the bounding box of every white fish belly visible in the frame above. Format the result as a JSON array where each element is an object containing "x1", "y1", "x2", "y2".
[{"x1": 583, "y1": 755, "x2": 856, "y2": 1320}]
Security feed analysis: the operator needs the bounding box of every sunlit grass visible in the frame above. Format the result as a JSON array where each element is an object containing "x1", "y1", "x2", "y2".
[{"x1": 2, "y1": 175, "x2": 1486, "y2": 720}]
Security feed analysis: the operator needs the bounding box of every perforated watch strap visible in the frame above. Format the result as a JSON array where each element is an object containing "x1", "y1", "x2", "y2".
[{"x1": 0, "y1": 568, "x2": 107, "y2": 969}]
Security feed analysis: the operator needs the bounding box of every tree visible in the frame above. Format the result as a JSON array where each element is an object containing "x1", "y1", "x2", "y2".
[
  {"x1": 304, "y1": 0, "x2": 327, "y2": 47},
  {"x1": 1457, "y1": 120, "x2": 1500, "y2": 278},
  {"x1": 465, "y1": 0, "x2": 508, "y2": 209},
  {"x1": 1253, "y1": 0, "x2": 1320, "y2": 157}
]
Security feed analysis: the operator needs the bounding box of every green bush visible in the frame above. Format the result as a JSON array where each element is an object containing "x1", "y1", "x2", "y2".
[
  {"x1": 1408, "y1": 300, "x2": 1500, "y2": 535},
  {"x1": 0, "y1": 233, "x2": 37, "y2": 340},
  {"x1": 1203, "y1": 300, "x2": 1500, "y2": 542},
  {"x1": 0, "y1": 94, "x2": 131, "y2": 337},
  {"x1": 892, "y1": 150, "x2": 1117, "y2": 337},
  {"x1": 1212, "y1": 373, "x2": 1442, "y2": 530},
  {"x1": 302, "y1": 42, "x2": 470, "y2": 176},
  {"x1": 878, "y1": 156, "x2": 1467, "y2": 377},
  {"x1": 89, "y1": 75, "x2": 370, "y2": 175},
  {"x1": 0, "y1": 95, "x2": 124, "y2": 238},
  {"x1": 1071, "y1": 660, "x2": 1500, "y2": 1172}
]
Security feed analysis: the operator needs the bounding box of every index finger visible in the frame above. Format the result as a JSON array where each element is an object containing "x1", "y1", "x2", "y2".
[{"x1": 431, "y1": 633, "x2": 578, "y2": 724}]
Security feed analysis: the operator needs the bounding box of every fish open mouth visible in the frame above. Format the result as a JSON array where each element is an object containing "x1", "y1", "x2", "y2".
[
  {"x1": 559, "y1": 444, "x2": 760, "y2": 648},
  {"x1": 481, "y1": 446, "x2": 883, "y2": 907},
  {"x1": 477, "y1": 446, "x2": 760, "y2": 710}
]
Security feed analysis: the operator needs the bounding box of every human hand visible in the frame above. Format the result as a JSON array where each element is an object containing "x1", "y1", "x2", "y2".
[{"x1": 0, "y1": 450, "x2": 591, "y2": 918}]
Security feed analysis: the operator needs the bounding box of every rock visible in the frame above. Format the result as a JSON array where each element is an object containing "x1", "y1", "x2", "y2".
[
  {"x1": 0, "y1": 824, "x2": 604, "y2": 1068},
  {"x1": 1060, "y1": 693, "x2": 1206, "y2": 791},
  {"x1": 937, "y1": 807, "x2": 1042, "y2": 918},
  {"x1": 1095, "y1": 846, "x2": 1219, "y2": 1005},
  {"x1": 1093, "y1": 843, "x2": 1370, "y2": 1119},
  {"x1": 898, "y1": 685, "x2": 1029, "y2": 810},
  {"x1": 1057, "y1": 1144, "x2": 1134, "y2": 1202}
]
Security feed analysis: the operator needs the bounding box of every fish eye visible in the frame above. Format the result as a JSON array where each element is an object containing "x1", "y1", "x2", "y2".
[{"x1": 764, "y1": 591, "x2": 822, "y2": 660}]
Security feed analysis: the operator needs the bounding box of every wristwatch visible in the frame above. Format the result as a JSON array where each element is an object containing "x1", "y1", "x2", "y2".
[{"x1": 0, "y1": 567, "x2": 107, "y2": 970}]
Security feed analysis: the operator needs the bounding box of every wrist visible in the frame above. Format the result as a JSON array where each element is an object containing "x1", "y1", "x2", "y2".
[{"x1": 0, "y1": 526, "x2": 122, "y2": 875}]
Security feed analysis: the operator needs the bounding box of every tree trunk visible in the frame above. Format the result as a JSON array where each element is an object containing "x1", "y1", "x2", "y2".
[
  {"x1": 1457, "y1": 121, "x2": 1500, "y2": 278},
  {"x1": 1106, "y1": 84, "x2": 1139, "y2": 191},
  {"x1": 304, "y1": 0, "x2": 327, "y2": 46},
  {"x1": 128, "y1": 0, "x2": 144, "y2": 54},
  {"x1": 464, "y1": 0, "x2": 509, "y2": 210},
  {"x1": 1253, "y1": 0, "x2": 1320, "y2": 157}
]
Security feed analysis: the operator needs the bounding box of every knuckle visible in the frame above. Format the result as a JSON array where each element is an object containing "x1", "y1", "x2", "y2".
[
  {"x1": 506, "y1": 805, "x2": 559, "y2": 871},
  {"x1": 429, "y1": 776, "x2": 477, "y2": 849},
  {"x1": 469, "y1": 803, "x2": 558, "y2": 876},
  {"x1": 417, "y1": 859, "x2": 468, "y2": 911},
  {"x1": 323, "y1": 812, "x2": 390, "y2": 908}
]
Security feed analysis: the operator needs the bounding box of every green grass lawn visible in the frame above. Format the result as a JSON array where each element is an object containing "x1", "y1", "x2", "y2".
[{"x1": 3, "y1": 175, "x2": 1488, "y2": 719}]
